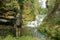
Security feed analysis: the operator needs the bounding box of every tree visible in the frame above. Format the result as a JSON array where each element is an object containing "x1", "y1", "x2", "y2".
[
  {"x1": 19, "y1": 0, "x2": 40, "y2": 36},
  {"x1": 0, "y1": 0, "x2": 40, "y2": 37},
  {"x1": 0, "y1": 0, "x2": 22, "y2": 37},
  {"x1": 38, "y1": 0, "x2": 60, "y2": 40}
]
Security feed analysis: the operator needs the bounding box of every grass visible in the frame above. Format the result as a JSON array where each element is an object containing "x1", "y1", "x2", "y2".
[{"x1": 0, "y1": 35, "x2": 42, "y2": 40}]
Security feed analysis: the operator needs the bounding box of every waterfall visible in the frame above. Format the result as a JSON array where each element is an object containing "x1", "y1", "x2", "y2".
[
  {"x1": 26, "y1": 14, "x2": 47, "y2": 40},
  {"x1": 27, "y1": 14, "x2": 46, "y2": 27}
]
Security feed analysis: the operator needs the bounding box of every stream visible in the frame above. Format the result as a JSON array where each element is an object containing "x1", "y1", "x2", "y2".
[{"x1": 26, "y1": 14, "x2": 47, "y2": 40}]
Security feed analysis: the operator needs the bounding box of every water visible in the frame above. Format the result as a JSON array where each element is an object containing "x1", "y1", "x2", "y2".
[
  {"x1": 33, "y1": 28, "x2": 46, "y2": 40},
  {"x1": 26, "y1": 14, "x2": 47, "y2": 40},
  {"x1": 27, "y1": 14, "x2": 46, "y2": 27}
]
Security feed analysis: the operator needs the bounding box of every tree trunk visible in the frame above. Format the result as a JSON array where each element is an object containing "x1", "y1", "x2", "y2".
[
  {"x1": 13, "y1": 0, "x2": 23, "y2": 37},
  {"x1": 14, "y1": 10, "x2": 23, "y2": 37}
]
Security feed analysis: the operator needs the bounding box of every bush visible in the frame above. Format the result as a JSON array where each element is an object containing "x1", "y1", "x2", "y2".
[{"x1": 2, "y1": 35, "x2": 42, "y2": 40}]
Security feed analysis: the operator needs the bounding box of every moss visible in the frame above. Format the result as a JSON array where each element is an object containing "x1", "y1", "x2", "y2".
[{"x1": 0, "y1": 25, "x2": 11, "y2": 29}]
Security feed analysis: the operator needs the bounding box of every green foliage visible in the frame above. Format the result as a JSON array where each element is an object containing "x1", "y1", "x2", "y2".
[
  {"x1": 22, "y1": 0, "x2": 39, "y2": 24},
  {"x1": 0, "y1": 0, "x2": 20, "y2": 10},
  {"x1": 0, "y1": 25, "x2": 11, "y2": 29},
  {"x1": 38, "y1": 1, "x2": 47, "y2": 14},
  {"x1": 47, "y1": 0, "x2": 56, "y2": 11},
  {"x1": 0, "y1": 0, "x2": 40, "y2": 25},
  {"x1": 38, "y1": 0, "x2": 60, "y2": 40},
  {"x1": 0, "y1": 35, "x2": 41, "y2": 40},
  {"x1": 55, "y1": 18, "x2": 60, "y2": 24},
  {"x1": 56, "y1": 32, "x2": 60, "y2": 40},
  {"x1": 4, "y1": 35, "x2": 17, "y2": 40},
  {"x1": 39, "y1": 8, "x2": 47, "y2": 14},
  {"x1": 22, "y1": 9, "x2": 30, "y2": 14},
  {"x1": 19, "y1": 36, "x2": 32, "y2": 40}
]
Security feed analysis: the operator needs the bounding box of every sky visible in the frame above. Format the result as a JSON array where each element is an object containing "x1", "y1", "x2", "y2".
[{"x1": 39, "y1": 0, "x2": 46, "y2": 8}]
